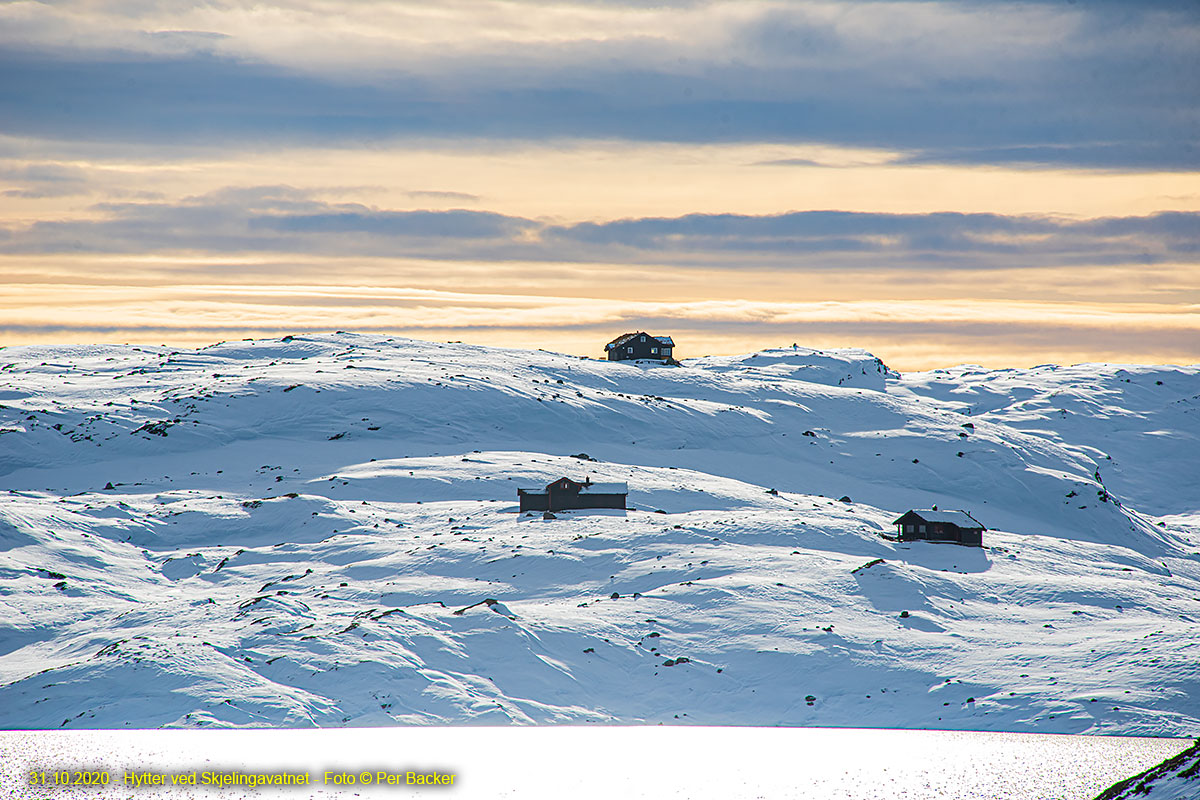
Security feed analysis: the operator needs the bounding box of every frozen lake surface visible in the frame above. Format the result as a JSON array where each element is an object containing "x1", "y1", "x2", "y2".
[{"x1": 0, "y1": 727, "x2": 1190, "y2": 800}]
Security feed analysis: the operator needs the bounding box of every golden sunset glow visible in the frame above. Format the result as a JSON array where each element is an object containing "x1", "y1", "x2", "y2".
[{"x1": 1, "y1": 1, "x2": 1197, "y2": 366}]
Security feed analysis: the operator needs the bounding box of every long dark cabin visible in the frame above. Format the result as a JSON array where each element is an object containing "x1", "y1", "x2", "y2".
[
  {"x1": 517, "y1": 477, "x2": 628, "y2": 512},
  {"x1": 892, "y1": 509, "x2": 986, "y2": 546}
]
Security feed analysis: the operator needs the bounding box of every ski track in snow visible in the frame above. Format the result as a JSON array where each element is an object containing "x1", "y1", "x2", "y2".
[{"x1": 0, "y1": 334, "x2": 1197, "y2": 734}]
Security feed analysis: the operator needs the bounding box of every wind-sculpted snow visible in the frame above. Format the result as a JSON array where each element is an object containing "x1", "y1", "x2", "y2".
[
  {"x1": 0, "y1": 334, "x2": 1197, "y2": 733},
  {"x1": 892, "y1": 363, "x2": 1200, "y2": 518}
]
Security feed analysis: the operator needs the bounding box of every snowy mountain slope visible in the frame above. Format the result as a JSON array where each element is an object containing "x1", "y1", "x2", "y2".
[
  {"x1": 1093, "y1": 738, "x2": 1200, "y2": 799},
  {"x1": 892, "y1": 363, "x2": 1200, "y2": 517},
  {"x1": 0, "y1": 337, "x2": 1181, "y2": 552},
  {"x1": 0, "y1": 335, "x2": 1197, "y2": 734}
]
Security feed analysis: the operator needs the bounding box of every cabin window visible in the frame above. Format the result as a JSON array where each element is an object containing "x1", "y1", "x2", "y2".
[
  {"x1": 640, "y1": 335, "x2": 646, "y2": 342},
  {"x1": 905, "y1": 524, "x2": 913, "y2": 533},
  {"x1": 918, "y1": 525, "x2": 926, "y2": 534},
  {"x1": 651, "y1": 347, "x2": 657, "y2": 354},
  {"x1": 627, "y1": 346, "x2": 633, "y2": 353},
  {"x1": 664, "y1": 348, "x2": 671, "y2": 356}
]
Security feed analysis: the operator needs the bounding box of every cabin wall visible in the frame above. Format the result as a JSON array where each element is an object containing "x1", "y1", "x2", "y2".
[
  {"x1": 548, "y1": 492, "x2": 626, "y2": 511},
  {"x1": 521, "y1": 492, "x2": 626, "y2": 511},
  {"x1": 929, "y1": 522, "x2": 956, "y2": 541},
  {"x1": 895, "y1": 520, "x2": 983, "y2": 547},
  {"x1": 519, "y1": 493, "x2": 550, "y2": 512}
]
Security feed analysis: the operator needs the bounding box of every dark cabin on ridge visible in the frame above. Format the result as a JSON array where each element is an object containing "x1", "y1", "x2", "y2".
[
  {"x1": 892, "y1": 509, "x2": 985, "y2": 546},
  {"x1": 605, "y1": 332, "x2": 675, "y2": 362},
  {"x1": 517, "y1": 477, "x2": 628, "y2": 512}
]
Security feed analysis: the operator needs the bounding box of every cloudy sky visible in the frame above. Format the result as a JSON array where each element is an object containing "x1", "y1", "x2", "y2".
[{"x1": 2, "y1": 0, "x2": 1197, "y2": 368}]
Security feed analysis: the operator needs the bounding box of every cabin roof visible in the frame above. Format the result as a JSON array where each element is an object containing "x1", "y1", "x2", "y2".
[
  {"x1": 605, "y1": 332, "x2": 639, "y2": 349},
  {"x1": 517, "y1": 480, "x2": 628, "y2": 495},
  {"x1": 605, "y1": 332, "x2": 673, "y2": 350},
  {"x1": 893, "y1": 509, "x2": 985, "y2": 529}
]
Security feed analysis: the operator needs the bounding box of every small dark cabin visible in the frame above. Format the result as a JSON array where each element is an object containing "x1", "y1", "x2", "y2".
[
  {"x1": 892, "y1": 509, "x2": 985, "y2": 546},
  {"x1": 605, "y1": 332, "x2": 675, "y2": 362},
  {"x1": 517, "y1": 477, "x2": 628, "y2": 512}
]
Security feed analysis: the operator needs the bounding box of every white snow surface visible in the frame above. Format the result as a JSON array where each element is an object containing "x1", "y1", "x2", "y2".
[
  {"x1": 1092, "y1": 739, "x2": 1200, "y2": 799},
  {"x1": 0, "y1": 334, "x2": 1197, "y2": 733}
]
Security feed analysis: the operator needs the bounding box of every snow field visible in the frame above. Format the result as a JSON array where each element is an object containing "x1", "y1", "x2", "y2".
[{"x1": 0, "y1": 334, "x2": 1197, "y2": 733}]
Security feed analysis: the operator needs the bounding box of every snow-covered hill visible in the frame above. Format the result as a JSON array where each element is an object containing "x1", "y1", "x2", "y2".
[
  {"x1": 1, "y1": 334, "x2": 1197, "y2": 734},
  {"x1": 1094, "y1": 739, "x2": 1200, "y2": 799}
]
